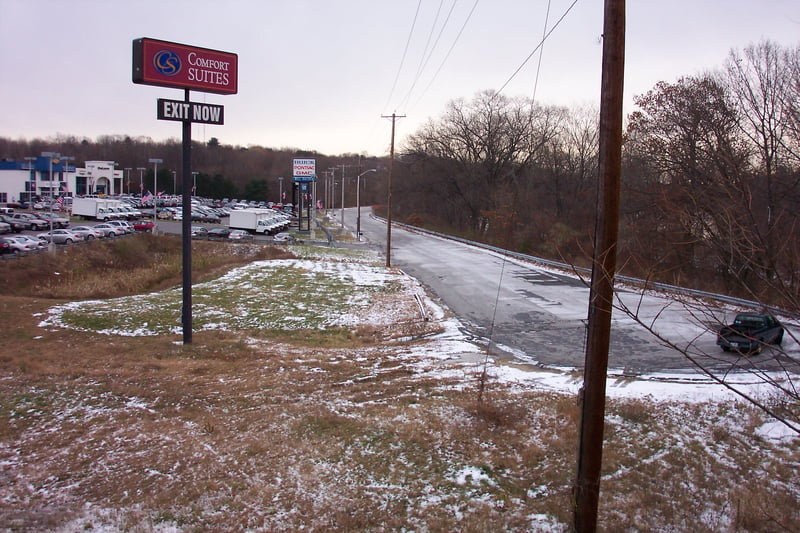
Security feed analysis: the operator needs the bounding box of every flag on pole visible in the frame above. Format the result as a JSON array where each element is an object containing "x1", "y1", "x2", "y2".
[{"x1": 141, "y1": 190, "x2": 153, "y2": 204}]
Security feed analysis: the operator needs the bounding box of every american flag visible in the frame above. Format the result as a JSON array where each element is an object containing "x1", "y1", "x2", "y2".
[{"x1": 141, "y1": 190, "x2": 153, "y2": 203}]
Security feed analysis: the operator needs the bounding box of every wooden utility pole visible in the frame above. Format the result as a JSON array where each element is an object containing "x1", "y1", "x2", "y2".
[
  {"x1": 382, "y1": 113, "x2": 404, "y2": 267},
  {"x1": 573, "y1": 1, "x2": 625, "y2": 531}
]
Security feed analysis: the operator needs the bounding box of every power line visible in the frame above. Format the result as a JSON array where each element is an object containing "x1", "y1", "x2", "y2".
[
  {"x1": 396, "y1": 0, "x2": 459, "y2": 112},
  {"x1": 408, "y1": 0, "x2": 480, "y2": 113},
  {"x1": 495, "y1": 0, "x2": 580, "y2": 98},
  {"x1": 531, "y1": 0, "x2": 553, "y2": 102},
  {"x1": 382, "y1": 0, "x2": 424, "y2": 114}
]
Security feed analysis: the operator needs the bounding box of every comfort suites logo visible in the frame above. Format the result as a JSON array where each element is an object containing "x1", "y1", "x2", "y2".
[{"x1": 153, "y1": 49, "x2": 181, "y2": 76}]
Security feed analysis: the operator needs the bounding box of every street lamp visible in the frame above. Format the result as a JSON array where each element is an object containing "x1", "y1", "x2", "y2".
[
  {"x1": 42, "y1": 151, "x2": 70, "y2": 252},
  {"x1": 149, "y1": 158, "x2": 162, "y2": 231},
  {"x1": 192, "y1": 172, "x2": 198, "y2": 196},
  {"x1": 278, "y1": 176, "x2": 284, "y2": 203},
  {"x1": 124, "y1": 168, "x2": 132, "y2": 195},
  {"x1": 172, "y1": 170, "x2": 177, "y2": 195},
  {"x1": 341, "y1": 169, "x2": 346, "y2": 228},
  {"x1": 356, "y1": 169, "x2": 377, "y2": 241},
  {"x1": 137, "y1": 167, "x2": 145, "y2": 195}
]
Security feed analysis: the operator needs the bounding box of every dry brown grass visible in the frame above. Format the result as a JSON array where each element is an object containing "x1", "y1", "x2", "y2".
[{"x1": 0, "y1": 237, "x2": 798, "y2": 531}]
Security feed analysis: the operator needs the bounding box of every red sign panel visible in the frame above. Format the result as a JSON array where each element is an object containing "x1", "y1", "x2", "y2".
[{"x1": 132, "y1": 38, "x2": 238, "y2": 95}]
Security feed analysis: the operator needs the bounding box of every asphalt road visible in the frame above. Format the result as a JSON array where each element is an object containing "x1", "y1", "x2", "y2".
[{"x1": 350, "y1": 208, "x2": 800, "y2": 376}]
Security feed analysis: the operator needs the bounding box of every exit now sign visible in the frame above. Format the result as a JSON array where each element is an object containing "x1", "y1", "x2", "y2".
[{"x1": 157, "y1": 98, "x2": 225, "y2": 125}]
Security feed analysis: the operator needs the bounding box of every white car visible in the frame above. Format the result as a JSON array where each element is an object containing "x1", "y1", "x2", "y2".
[
  {"x1": 107, "y1": 220, "x2": 134, "y2": 234},
  {"x1": 228, "y1": 229, "x2": 252, "y2": 241},
  {"x1": 273, "y1": 232, "x2": 296, "y2": 244},
  {"x1": 92, "y1": 223, "x2": 125, "y2": 237}
]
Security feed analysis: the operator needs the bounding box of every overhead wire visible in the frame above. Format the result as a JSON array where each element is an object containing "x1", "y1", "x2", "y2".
[
  {"x1": 531, "y1": 0, "x2": 553, "y2": 102},
  {"x1": 407, "y1": 0, "x2": 480, "y2": 113},
  {"x1": 494, "y1": 0, "x2": 580, "y2": 98},
  {"x1": 381, "y1": 0, "x2": 424, "y2": 114},
  {"x1": 411, "y1": 0, "x2": 446, "y2": 85},
  {"x1": 395, "y1": 0, "x2": 460, "y2": 112}
]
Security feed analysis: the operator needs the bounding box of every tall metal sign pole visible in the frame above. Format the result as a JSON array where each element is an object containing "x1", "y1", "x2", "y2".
[
  {"x1": 133, "y1": 38, "x2": 238, "y2": 344},
  {"x1": 292, "y1": 159, "x2": 316, "y2": 232},
  {"x1": 572, "y1": 1, "x2": 625, "y2": 531}
]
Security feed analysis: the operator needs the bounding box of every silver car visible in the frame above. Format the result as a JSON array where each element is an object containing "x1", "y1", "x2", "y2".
[
  {"x1": 71, "y1": 225, "x2": 105, "y2": 240},
  {"x1": 37, "y1": 229, "x2": 84, "y2": 244}
]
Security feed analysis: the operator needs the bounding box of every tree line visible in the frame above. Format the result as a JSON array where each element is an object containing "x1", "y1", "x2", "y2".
[
  {"x1": 2, "y1": 40, "x2": 797, "y2": 307},
  {"x1": 0, "y1": 134, "x2": 384, "y2": 205},
  {"x1": 390, "y1": 40, "x2": 800, "y2": 310}
]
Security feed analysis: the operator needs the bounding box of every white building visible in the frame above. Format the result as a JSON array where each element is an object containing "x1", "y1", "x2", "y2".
[
  {"x1": 0, "y1": 156, "x2": 124, "y2": 204},
  {"x1": 74, "y1": 161, "x2": 124, "y2": 196}
]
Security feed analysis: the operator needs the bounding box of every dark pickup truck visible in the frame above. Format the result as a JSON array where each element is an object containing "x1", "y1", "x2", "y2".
[{"x1": 717, "y1": 312, "x2": 784, "y2": 355}]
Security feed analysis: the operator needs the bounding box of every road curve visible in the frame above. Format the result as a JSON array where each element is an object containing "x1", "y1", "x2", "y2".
[{"x1": 349, "y1": 208, "x2": 799, "y2": 376}]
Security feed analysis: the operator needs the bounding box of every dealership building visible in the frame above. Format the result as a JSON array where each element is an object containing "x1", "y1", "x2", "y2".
[{"x1": 0, "y1": 156, "x2": 124, "y2": 204}]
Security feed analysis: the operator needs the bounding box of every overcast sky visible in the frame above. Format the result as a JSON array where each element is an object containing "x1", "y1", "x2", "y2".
[{"x1": 1, "y1": 1, "x2": 798, "y2": 157}]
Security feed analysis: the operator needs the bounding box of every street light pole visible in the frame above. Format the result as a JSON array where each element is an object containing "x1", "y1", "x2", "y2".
[
  {"x1": 340, "y1": 164, "x2": 347, "y2": 228},
  {"x1": 125, "y1": 168, "x2": 132, "y2": 195},
  {"x1": 149, "y1": 158, "x2": 162, "y2": 232},
  {"x1": 192, "y1": 172, "x2": 198, "y2": 196},
  {"x1": 356, "y1": 169, "x2": 376, "y2": 241},
  {"x1": 278, "y1": 176, "x2": 284, "y2": 203},
  {"x1": 41, "y1": 151, "x2": 62, "y2": 253}
]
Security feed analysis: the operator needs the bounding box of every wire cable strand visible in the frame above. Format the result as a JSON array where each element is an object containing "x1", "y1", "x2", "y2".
[
  {"x1": 382, "y1": 0, "x2": 424, "y2": 113},
  {"x1": 407, "y1": 0, "x2": 480, "y2": 113},
  {"x1": 532, "y1": 0, "x2": 553, "y2": 102},
  {"x1": 396, "y1": 0, "x2": 460, "y2": 112},
  {"x1": 495, "y1": 0, "x2": 580, "y2": 98}
]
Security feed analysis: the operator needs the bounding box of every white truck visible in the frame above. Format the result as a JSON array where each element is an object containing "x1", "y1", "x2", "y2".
[
  {"x1": 72, "y1": 197, "x2": 125, "y2": 221},
  {"x1": 228, "y1": 208, "x2": 289, "y2": 235}
]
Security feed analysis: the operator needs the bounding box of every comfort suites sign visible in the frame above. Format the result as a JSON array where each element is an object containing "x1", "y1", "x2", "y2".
[{"x1": 132, "y1": 37, "x2": 238, "y2": 95}]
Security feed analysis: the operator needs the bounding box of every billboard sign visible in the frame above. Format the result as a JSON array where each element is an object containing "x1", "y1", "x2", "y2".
[
  {"x1": 293, "y1": 158, "x2": 316, "y2": 178},
  {"x1": 132, "y1": 38, "x2": 238, "y2": 95},
  {"x1": 157, "y1": 98, "x2": 224, "y2": 125}
]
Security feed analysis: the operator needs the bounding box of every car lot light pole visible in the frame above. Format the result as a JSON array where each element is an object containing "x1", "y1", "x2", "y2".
[
  {"x1": 42, "y1": 152, "x2": 62, "y2": 253},
  {"x1": 124, "y1": 167, "x2": 132, "y2": 195},
  {"x1": 137, "y1": 167, "x2": 145, "y2": 195},
  {"x1": 356, "y1": 169, "x2": 376, "y2": 241},
  {"x1": 149, "y1": 158, "x2": 163, "y2": 232}
]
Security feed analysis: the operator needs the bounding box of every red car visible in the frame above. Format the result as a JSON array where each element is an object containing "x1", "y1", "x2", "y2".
[{"x1": 132, "y1": 220, "x2": 155, "y2": 232}]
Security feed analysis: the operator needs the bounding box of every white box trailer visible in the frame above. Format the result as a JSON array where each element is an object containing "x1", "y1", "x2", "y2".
[
  {"x1": 72, "y1": 198, "x2": 125, "y2": 221},
  {"x1": 228, "y1": 208, "x2": 288, "y2": 235}
]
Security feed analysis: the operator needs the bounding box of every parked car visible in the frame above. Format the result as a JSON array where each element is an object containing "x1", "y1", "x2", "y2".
[
  {"x1": 207, "y1": 227, "x2": 232, "y2": 240},
  {"x1": 0, "y1": 215, "x2": 24, "y2": 233},
  {"x1": 0, "y1": 221, "x2": 10, "y2": 234},
  {"x1": 132, "y1": 219, "x2": 155, "y2": 232},
  {"x1": 70, "y1": 225, "x2": 105, "y2": 240},
  {"x1": 228, "y1": 229, "x2": 252, "y2": 241},
  {"x1": 37, "y1": 229, "x2": 84, "y2": 245},
  {"x1": 107, "y1": 220, "x2": 134, "y2": 234},
  {"x1": 37, "y1": 212, "x2": 70, "y2": 228},
  {"x1": 6, "y1": 235, "x2": 46, "y2": 252},
  {"x1": 273, "y1": 232, "x2": 296, "y2": 244},
  {"x1": 0, "y1": 237, "x2": 13, "y2": 255},
  {"x1": 717, "y1": 312, "x2": 784, "y2": 355},
  {"x1": 191, "y1": 226, "x2": 208, "y2": 239},
  {"x1": 9, "y1": 212, "x2": 50, "y2": 231},
  {"x1": 192, "y1": 226, "x2": 208, "y2": 239},
  {"x1": 93, "y1": 223, "x2": 125, "y2": 237}
]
